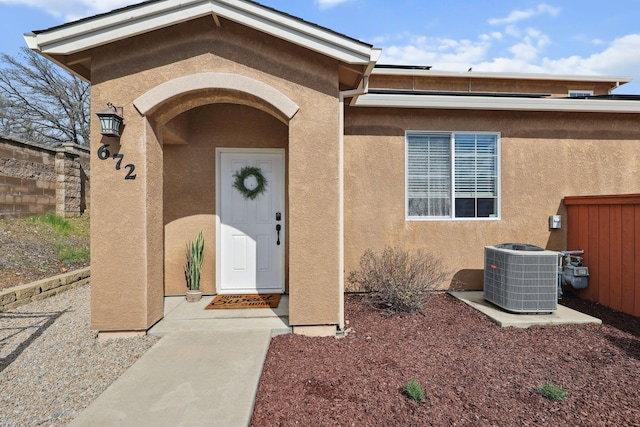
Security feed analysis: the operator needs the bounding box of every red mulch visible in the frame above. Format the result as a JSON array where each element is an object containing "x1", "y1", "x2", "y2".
[{"x1": 251, "y1": 292, "x2": 640, "y2": 426}]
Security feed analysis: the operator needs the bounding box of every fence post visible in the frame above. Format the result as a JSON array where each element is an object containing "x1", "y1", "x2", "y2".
[{"x1": 55, "y1": 144, "x2": 82, "y2": 218}]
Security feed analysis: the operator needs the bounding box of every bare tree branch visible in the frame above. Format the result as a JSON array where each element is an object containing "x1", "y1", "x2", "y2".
[{"x1": 0, "y1": 47, "x2": 90, "y2": 146}]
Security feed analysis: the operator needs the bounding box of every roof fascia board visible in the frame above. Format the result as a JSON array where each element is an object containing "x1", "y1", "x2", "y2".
[
  {"x1": 353, "y1": 93, "x2": 640, "y2": 113},
  {"x1": 27, "y1": 2, "x2": 211, "y2": 55},
  {"x1": 372, "y1": 68, "x2": 632, "y2": 84},
  {"x1": 25, "y1": 0, "x2": 374, "y2": 64},
  {"x1": 213, "y1": 0, "x2": 373, "y2": 63},
  {"x1": 25, "y1": 1, "x2": 205, "y2": 51}
]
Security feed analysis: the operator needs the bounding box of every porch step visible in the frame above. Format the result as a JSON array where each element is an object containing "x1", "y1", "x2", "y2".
[
  {"x1": 147, "y1": 295, "x2": 291, "y2": 337},
  {"x1": 148, "y1": 316, "x2": 291, "y2": 337}
]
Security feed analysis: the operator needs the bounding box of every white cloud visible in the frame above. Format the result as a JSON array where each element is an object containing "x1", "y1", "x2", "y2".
[
  {"x1": 0, "y1": 0, "x2": 134, "y2": 20},
  {"x1": 509, "y1": 42, "x2": 538, "y2": 63},
  {"x1": 482, "y1": 32, "x2": 503, "y2": 42},
  {"x1": 488, "y1": 3, "x2": 560, "y2": 26},
  {"x1": 505, "y1": 28, "x2": 550, "y2": 61},
  {"x1": 504, "y1": 25, "x2": 521, "y2": 38},
  {"x1": 314, "y1": 0, "x2": 353, "y2": 10},
  {"x1": 377, "y1": 24, "x2": 640, "y2": 88},
  {"x1": 482, "y1": 38, "x2": 640, "y2": 91},
  {"x1": 465, "y1": 34, "x2": 640, "y2": 82},
  {"x1": 542, "y1": 34, "x2": 640, "y2": 77},
  {"x1": 379, "y1": 35, "x2": 493, "y2": 70},
  {"x1": 378, "y1": 3, "x2": 569, "y2": 74}
]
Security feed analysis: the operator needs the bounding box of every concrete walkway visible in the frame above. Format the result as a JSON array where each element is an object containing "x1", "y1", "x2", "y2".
[
  {"x1": 70, "y1": 296, "x2": 290, "y2": 427},
  {"x1": 449, "y1": 291, "x2": 601, "y2": 328}
]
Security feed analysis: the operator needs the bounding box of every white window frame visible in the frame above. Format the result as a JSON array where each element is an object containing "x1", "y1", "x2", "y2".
[
  {"x1": 405, "y1": 131, "x2": 501, "y2": 221},
  {"x1": 569, "y1": 90, "x2": 594, "y2": 98}
]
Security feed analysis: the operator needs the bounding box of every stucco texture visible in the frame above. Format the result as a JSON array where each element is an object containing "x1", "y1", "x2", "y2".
[
  {"x1": 369, "y1": 75, "x2": 616, "y2": 97},
  {"x1": 89, "y1": 16, "x2": 344, "y2": 331},
  {"x1": 344, "y1": 107, "x2": 640, "y2": 290},
  {"x1": 163, "y1": 104, "x2": 287, "y2": 296}
]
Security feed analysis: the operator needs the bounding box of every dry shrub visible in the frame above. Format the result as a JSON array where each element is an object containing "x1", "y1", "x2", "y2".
[{"x1": 347, "y1": 246, "x2": 448, "y2": 313}]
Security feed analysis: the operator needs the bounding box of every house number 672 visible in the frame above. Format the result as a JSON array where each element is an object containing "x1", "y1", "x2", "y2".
[{"x1": 97, "y1": 144, "x2": 137, "y2": 180}]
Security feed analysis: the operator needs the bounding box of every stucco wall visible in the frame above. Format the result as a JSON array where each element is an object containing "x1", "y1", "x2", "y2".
[
  {"x1": 88, "y1": 16, "x2": 343, "y2": 331},
  {"x1": 344, "y1": 107, "x2": 640, "y2": 290}
]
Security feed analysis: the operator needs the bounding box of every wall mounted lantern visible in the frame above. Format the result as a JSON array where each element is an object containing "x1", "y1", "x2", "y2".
[{"x1": 96, "y1": 103, "x2": 124, "y2": 137}]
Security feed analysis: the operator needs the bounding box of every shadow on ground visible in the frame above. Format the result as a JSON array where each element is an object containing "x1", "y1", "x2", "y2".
[{"x1": 0, "y1": 308, "x2": 70, "y2": 372}]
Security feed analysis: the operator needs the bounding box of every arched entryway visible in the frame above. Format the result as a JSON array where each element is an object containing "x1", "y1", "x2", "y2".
[{"x1": 133, "y1": 72, "x2": 299, "y2": 296}]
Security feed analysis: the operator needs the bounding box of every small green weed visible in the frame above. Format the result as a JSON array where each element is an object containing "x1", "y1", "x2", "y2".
[
  {"x1": 30, "y1": 214, "x2": 73, "y2": 236},
  {"x1": 56, "y1": 245, "x2": 90, "y2": 263},
  {"x1": 535, "y1": 382, "x2": 569, "y2": 401},
  {"x1": 404, "y1": 379, "x2": 426, "y2": 402}
]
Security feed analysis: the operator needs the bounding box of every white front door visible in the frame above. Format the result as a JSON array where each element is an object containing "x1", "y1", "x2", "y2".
[{"x1": 219, "y1": 150, "x2": 285, "y2": 294}]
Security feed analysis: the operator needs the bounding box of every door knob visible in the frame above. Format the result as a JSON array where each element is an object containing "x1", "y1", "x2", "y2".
[{"x1": 276, "y1": 224, "x2": 281, "y2": 246}]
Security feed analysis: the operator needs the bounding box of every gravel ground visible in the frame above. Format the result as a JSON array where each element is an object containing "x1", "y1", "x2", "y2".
[
  {"x1": 3, "y1": 282, "x2": 638, "y2": 426},
  {"x1": 0, "y1": 284, "x2": 158, "y2": 426}
]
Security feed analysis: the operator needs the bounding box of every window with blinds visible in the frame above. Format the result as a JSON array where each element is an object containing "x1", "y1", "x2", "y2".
[
  {"x1": 406, "y1": 132, "x2": 499, "y2": 219},
  {"x1": 568, "y1": 90, "x2": 593, "y2": 98}
]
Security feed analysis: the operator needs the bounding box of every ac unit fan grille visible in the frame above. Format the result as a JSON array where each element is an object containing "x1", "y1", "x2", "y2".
[{"x1": 484, "y1": 245, "x2": 558, "y2": 313}]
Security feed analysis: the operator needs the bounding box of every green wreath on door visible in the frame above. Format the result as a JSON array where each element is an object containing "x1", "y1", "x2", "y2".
[{"x1": 233, "y1": 166, "x2": 268, "y2": 200}]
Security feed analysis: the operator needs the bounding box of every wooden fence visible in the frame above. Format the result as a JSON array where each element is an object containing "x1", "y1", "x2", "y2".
[{"x1": 565, "y1": 194, "x2": 640, "y2": 317}]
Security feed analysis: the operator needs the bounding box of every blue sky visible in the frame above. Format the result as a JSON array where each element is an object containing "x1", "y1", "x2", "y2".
[{"x1": 1, "y1": 0, "x2": 639, "y2": 93}]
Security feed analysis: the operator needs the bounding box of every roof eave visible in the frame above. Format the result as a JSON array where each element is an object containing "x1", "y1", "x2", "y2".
[
  {"x1": 353, "y1": 93, "x2": 640, "y2": 113},
  {"x1": 24, "y1": 0, "x2": 377, "y2": 74},
  {"x1": 371, "y1": 68, "x2": 632, "y2": 85}
]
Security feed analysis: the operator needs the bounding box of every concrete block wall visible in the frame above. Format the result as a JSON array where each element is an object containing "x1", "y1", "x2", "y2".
[
  {"x1": 0, "y1": 267, "x2": 90, "y2": 312},
  {"x1": 0, "y1": 136, "x2": 90, "y2": 218}
]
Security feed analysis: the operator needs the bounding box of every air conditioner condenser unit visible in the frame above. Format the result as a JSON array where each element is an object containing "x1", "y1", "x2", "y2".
[{"x1": 484, "y1": 243, "x2": 558, "y2": 313}]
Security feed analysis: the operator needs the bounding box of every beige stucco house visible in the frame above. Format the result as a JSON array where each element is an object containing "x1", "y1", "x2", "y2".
[{"x1": 25, "y1": 0, "x2": 640, "y2": 338}]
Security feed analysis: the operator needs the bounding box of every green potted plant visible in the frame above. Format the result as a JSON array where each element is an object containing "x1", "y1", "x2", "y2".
[{"x1": 184, "y1": 230, "x2": 205, "y2": 302}]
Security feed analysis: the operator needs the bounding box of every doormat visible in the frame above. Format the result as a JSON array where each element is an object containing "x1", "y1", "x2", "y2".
[{"x1": 206, "y1": 294, "x2": 281, "y2": 309}]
